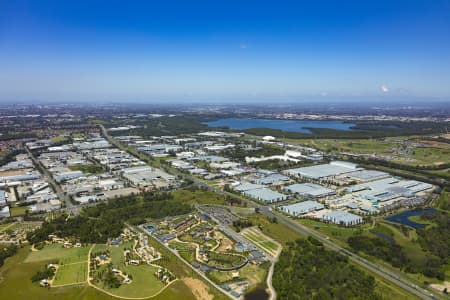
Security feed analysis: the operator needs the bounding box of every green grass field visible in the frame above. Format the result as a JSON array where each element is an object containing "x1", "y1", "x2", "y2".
[
  {"x1": 245, "y1": 213, "x2": 304, "y2": 245},
  {"x1": 9, "y1": 206, "x2": 28, "y2": 217},
  {"x1": 53, "y1": 261, "x2": 87, "y2": 286},
  {"x1": 25, "y1": 244, "x2": 90, "y2": 264},
  {"x1": 171, "y1": 189, "x2": 228, "y2": 206},
  {"x1": 68, "y1": 164, "x2": 104, "y2": 174},
  {"x1": 296, "y1": 217, "x2": 372, "y2": 246},
  {"x1": 0, "y1": 246, "x2": 197, "y2": 300},
  {"x1": 284, "y1": 136, "x2": 450, "y2": 167},
  {"x1": 99, "y1": 264, "x2": 166, "y2": 298},
  {"x1": 92, "y1": 242, "x2": 167, "y2": 298}
]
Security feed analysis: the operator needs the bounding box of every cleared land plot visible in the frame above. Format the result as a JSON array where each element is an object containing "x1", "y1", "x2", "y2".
[
  {"x1": 53, "y1": 261, "x2": 87, "y2": 286},
  {"x1": 25, "y1": 244, "x2": 90, "y2": 264},
  {"x1": 241, "y1": 227, "x2": 280, "y2": 257},
  {"x1": 10, "y1": 206, "x2": 28, "y2": 217}
]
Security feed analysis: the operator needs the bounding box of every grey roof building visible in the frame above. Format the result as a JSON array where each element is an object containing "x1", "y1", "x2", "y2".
[
  {"x1": 254, "y1": 173, "x2": 290, "y2": 185},
  {"x1": 284, "y1": 183, "x2": 335, "y2": 198},
  {"x1": 284, "y1": 161, "x2": 359, "y2": 179},
  {"x1": 0, "y1": 190, "x2": 6, "y2": 206},
  {"x1": 243, "y1": 188, "x2": 288, "y2": 203},
  {"x1": 234, "y1": 182, "x2": 265, "y2": 192},
  {"x1": 280, "y1": 200, "x2": 324, "y2": 216},
  {"x1": 322, "y1": 211, "x2": 363, "y2": 226}
]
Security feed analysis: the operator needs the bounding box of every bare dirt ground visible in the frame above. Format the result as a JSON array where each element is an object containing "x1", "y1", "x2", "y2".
[
  {"x1": 182, "y1": 278, "x2": 213, "y2": 300},
  {"x1": 430, "y1": 281, "x2": 450, "y2": 294},
  {"x1": 0, "y1": 170, "x2": 25, "y2": 177}
]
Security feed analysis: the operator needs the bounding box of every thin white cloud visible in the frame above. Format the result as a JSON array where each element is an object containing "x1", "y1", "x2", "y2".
[
  {"x1": 381, "y1": 84, "x2": 389, "y2": 93},
  {"x1": 240, "y1": 44, "x2": 248, "y2": 49}
]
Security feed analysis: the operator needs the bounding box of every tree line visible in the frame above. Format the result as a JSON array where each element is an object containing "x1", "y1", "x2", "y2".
[{"x1": 27, "y1": 191, "x2": 192, "y2": 244}]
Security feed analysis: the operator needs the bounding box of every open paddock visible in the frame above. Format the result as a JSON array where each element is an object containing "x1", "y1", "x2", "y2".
[
  {"x1": 53, "y1": 261, "x2": 87, "y2": 286},
  {"x1": 25, "y1": 244, "x2": 91, "y2": 264}
]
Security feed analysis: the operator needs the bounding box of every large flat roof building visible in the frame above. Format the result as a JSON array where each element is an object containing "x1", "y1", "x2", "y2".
[
  {"x1": 322, "y1": 211, "x2": 363, "y2": 226},
  {"x1": 243, "y1": 188, "x2": 288, "y2": 203},
  {"x1": 345, "y1": 170, "x2": 390, "y2": 182},
  {"x1": 284, "y1": 161, "x2": 360, "y2": 179},
  {"x1": 284, "y1": 183, "x2": 335, "y2": 198},
  {"x1": 280, "y1": 200, "x2": 324, "y2": 216}
]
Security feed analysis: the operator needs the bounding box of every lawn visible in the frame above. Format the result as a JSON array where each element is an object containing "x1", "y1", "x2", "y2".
[
  {"x1": 25, "y1": 244, "x2": 90, "y2": 264},
  {"x1": 296, "y1": 217, "x2": 371, "y2": 246},
  {"x1": 284, "y1": 136, "x2": 450, "y2": 167},
  {"x1": 245, "y1": 213, "x2": 304, "y2": 245},
  {"x1": 51, "y1": 135, "x2": 69, "y2": 144},
  {"x1": 10, "y1": 206, "x2": 28, "y2": 217},
  {"x1": 0, "y1": 246, "x2": 197, "y2": 300},
  {"x1": 92, "y1": 242, "x2": 167, "y2": 298},
  {"x1": 53, "y1": 261, "x2": 87, "y2": 286},
  {"x1": 99, "y1": 264, "x2": 166, "y2": 298},
  {"x1": 68, "y1": 164, "x2": 104, "y2": 174}
]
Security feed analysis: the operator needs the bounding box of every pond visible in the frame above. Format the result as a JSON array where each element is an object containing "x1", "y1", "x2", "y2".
[
  {"x1": 244, "y1": 287, "x2": 269, "y2": 300},
  {"x1": 384, "y1": 208, "x2": 437, "y2": 229},
  {"x1": 203, "y1": 118, "x2": 355, "y2": 134}
]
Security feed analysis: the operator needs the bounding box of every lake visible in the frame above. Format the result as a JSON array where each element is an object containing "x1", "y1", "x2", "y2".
[
  {"x1": 204, "y1": 118, "x2": 355, "y2": 134},
  {"x1": 384, "y1": 208, "x2": 437, "y2": 229}
]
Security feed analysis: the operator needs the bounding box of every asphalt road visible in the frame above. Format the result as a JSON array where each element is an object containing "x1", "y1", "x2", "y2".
[{"x1": 25, "y1": 146, "x2": 75, "y2": 209}]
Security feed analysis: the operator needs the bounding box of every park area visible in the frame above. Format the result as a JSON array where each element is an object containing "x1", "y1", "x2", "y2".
[
  {"x1": 91, "y1": 242, "x2": 167, "y2": 298},
  {"x1": 25, "y1": 243, "x2": 91, "y2": 286}
]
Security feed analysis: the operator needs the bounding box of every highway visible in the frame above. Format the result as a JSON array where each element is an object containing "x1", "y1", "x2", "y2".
[{"x1": 99, "y1": 124, "x2": 443, "y2": 300}]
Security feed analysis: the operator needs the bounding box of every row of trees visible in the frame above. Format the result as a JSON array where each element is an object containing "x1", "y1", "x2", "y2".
[{"x1": 27, "y1": 191, "x2": 193, "y2": 244}]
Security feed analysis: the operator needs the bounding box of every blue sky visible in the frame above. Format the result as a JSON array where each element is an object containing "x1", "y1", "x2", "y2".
[{"x1": 1, "y1": 0, "x2": 450, "y2": 103}]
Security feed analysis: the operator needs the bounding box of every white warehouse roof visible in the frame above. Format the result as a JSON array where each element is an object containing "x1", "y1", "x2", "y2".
[
  {"x1": 284, "y1": 161, "x2": 360, "y2": 179},
  {"x1": 284, "y1": 183, "x2": 335, "y2": 198},
  {"x1": 280, "y1": 200, "x2": 324, "y2": 216}
]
